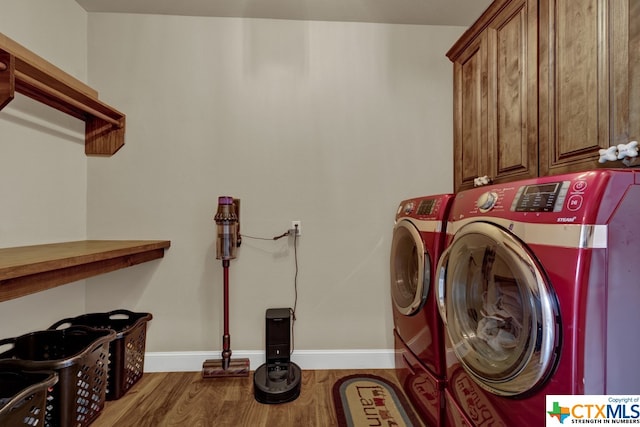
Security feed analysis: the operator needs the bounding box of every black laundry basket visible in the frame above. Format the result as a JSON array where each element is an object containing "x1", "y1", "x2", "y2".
[
  {"x1": 0, "y1": 369, "x2": 58, "y2": 427},
  {"x1": 50, "y1": 310, "x2": 153, "y2": 400},
  {"x1": 0, "y1": 326, "x2": 115, "y2": 427}
]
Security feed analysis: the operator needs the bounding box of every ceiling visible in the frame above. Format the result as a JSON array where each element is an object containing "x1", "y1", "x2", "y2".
[{"x1": 74, "y1": 0, "x2": 492, "y2": 26}]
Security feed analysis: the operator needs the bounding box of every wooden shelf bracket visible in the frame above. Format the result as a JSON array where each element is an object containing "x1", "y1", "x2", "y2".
[{"x1": 0, "y1": 32, "x2": 125, "y2": 155}]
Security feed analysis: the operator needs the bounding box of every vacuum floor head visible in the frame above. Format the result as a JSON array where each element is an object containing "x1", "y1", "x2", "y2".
[{"x1": 202, "y1": 358, "x2": 250, "y2": 378}]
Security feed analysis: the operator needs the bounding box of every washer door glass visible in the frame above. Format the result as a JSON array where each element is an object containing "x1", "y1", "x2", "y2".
[
  {"x1": 390, "y1": 220, "x2": 430, "y2": 316},
  {"x1": 436, "y1": 222, "x2": 560, "y2": 396}
]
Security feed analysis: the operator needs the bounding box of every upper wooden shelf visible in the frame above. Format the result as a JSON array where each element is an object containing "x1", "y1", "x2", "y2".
[
  {"x1": 0, "y1": 32, "x2": 125, "y2": 155},
  {"x1": 0, "y1": 240, "x2": 171, "y2": 303}
]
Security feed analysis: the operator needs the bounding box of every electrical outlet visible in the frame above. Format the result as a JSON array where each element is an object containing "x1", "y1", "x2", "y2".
[{"x1": 291, "y1": 221, "x2": 302, "y2": 236}]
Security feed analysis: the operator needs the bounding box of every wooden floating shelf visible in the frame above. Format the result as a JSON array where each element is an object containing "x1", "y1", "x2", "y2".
[
  {"x1": 0, "y1": 240, "x2": 171, "y2": 303},
  {"x1": 0, "y1": 32, "x2": 126, "y2": 155}
]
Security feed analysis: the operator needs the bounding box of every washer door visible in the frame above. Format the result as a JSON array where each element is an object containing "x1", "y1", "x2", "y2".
[
  {"x1": 390, "y1": 220, "x2": 431, "y2": 316},
  {"x1": 436, "y1": 222, "x2": 560, "y2": 396}
]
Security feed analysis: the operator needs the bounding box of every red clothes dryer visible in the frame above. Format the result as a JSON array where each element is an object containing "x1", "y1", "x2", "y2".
[
  {"x1": 436, "y1": 170, "x2": 640, "y2": 426},
  {"x1": 390, "y1": 194, "x2": 454, "y2": 426}
]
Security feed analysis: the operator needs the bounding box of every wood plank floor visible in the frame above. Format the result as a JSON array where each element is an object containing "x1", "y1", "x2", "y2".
[{"x1": 93, "y1": 369, "x2": 421, "y2": 427}]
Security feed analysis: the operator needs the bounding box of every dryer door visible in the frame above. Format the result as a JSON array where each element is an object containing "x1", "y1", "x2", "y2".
[
  {"x1": 436, "y1": 222, "x2": 560, "y2": 396},
  {"x1": 390, "y1": 220, "x2": 431, "y2": 316}
]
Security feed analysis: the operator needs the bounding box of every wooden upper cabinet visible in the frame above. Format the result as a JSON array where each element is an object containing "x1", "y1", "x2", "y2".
[
  {"x1": 539, "y1": 0, "x2": 622, "y2": 175},
  {"x1": 631, "y1": 1, "x2": 640, "y2": 146},
  {"x1": 487, "y1": 0, "x2": 538, "y2": 184},
  {"x1": 449, "y1": 0, "x2": 638, "y2": 191},
  {"x1": 452, "y1": 34, "x2": 487, "y2": 190},
  {"x1": 449, "y1": 0, "x2": 537, "y2": 191}
]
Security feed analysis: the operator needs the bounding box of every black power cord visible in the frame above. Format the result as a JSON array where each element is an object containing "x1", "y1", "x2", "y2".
[
  {"x1": 290, "y1": 226, "x2": 299, "y2": 355},
  {"x1": 240, "y1": 226, "x2": 300, "y2": 355}
]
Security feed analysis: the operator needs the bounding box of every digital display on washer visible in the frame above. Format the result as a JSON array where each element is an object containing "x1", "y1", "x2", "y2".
[
  {"x1": 417, "y1": 199, "x2": 436, "y2": 215},
  {"x1": 512, "y1": 181, "x2": 569, "y2": 212}
]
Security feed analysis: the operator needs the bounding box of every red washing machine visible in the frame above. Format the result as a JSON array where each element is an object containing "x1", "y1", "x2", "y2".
[
  {"x1": 436, "y1": 169, "x2": 640, "y2": 426},
  {"x1": 390, "y1": 194, "x2": 454, "y2": 427}
]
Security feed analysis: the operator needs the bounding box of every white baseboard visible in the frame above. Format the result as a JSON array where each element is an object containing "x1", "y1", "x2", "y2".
[{"x1": 144, "y1": 349, "x2": 395, "y2": 372}]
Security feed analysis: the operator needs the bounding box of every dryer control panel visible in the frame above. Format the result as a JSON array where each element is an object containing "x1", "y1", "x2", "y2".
[
  {"x1": 396, "y1": 194, "x2": 454, "y2": 221},
  {"x1": 511, "y1": 181, "x2": 571, "y2": 212},
  {"x1": 452, "y1": 170, "x2": 640, "y2": 225}
]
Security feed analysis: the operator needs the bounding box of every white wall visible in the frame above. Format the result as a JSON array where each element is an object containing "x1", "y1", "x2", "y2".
[
  {"x1": 0, "y1": 1, "x2": 89, "y2": 338},
  {"x1": 84, "y1": 14, "x2": 462, "y2": 354}
]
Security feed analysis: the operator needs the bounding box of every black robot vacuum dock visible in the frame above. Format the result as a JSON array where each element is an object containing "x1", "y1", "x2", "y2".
[{"x1": 253, "y1": 308, "x2": 301, "y2": 404}]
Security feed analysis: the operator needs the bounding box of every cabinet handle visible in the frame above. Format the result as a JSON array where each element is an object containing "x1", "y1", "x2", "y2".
[
  {"x1": 599, "y1": 141, "x2": 639, "y2": 166},
  {"x1": 473, "y1": 175, "x2": 492, "y2": 187}
]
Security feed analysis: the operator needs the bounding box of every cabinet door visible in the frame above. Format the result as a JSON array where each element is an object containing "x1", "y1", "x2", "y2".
[
  {"x1": 538, "y1": 0, "x2": 634, "y2": 175},
  {"x1": 486, "y1": 0, "x2": 538, "y2": 184},
  {"x1": 450, "y1": 0, "x2": 536, "y2": 192},
  {"x1": 452, "y1": 35, "x2": 488, "y2": 191},
  {"x1": 626, "y1": 1, "x2": 640, "y2": 145}
]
